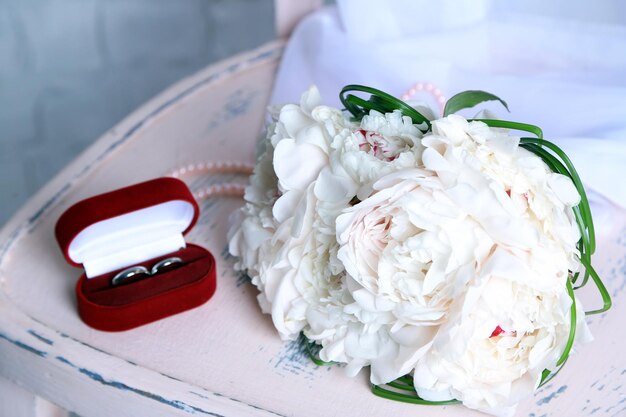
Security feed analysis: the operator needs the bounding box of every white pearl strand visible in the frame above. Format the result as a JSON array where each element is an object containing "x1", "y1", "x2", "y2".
[
  {"x1": 167, "y1": 161, "x2": 254, "y2": 200},
  {"x1": 400, "y1": 82, "x2": 446, "y2": 115}
]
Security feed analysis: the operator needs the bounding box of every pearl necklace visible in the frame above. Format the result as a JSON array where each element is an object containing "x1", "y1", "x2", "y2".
[
  {"x1": 167, "y1": 161, "x2": 254, "y2": 201},
  {"x1": 400, "y1": 82, "x2": 446, "y2": 115}
]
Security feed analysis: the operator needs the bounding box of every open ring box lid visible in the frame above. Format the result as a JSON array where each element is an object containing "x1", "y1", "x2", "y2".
[{"x1": 55, "y1": 177, "x2": 216, "y2": 332}]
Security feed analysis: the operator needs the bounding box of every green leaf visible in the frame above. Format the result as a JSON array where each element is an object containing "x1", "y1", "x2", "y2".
[
  {"x1": 339, "y1": 84, "x2": 431, "y2": 131},
  {"x1": 444, "y1": 90, "x2": 509, "y2": 117}
]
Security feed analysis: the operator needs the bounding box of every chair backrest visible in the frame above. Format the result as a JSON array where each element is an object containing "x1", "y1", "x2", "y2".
[{"x1": 275, "y1": 0, "x2": 323, "y2": 38}]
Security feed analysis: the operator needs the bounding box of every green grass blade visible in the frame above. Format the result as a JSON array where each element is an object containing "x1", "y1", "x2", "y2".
[
  {"x1": 386, "y1": 381, "x2": 419, "y2": 392},
  {"x1": 580, "y1": 257, "x2": 612, "y2": 315},
  {"x1": 557, "y1": 280, "x2": 577, "y2": 366},
  {"x1": 539, "y1": 358, "x2": 568, "y2": 387},
  {"x1": 444, "y1": 90, "x2": 509, "y2": 117},
  {"x1": 340, "y1": 84, "x2": 431, "y2": 130},
  {"x1": 397, "y1": 375, "x2": 414, "y2": 385}
]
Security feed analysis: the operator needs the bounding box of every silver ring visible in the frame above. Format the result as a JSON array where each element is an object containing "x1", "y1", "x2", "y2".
[
  {"x1": 112, "y1": 266, "x2": 149, "y2": 286},
  {"x1": 151, "y1": 257, "x2": 183, "y2": 275}
]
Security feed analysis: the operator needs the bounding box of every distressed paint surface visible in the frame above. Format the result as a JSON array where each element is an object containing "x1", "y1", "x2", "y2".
[
  {"x1": 55, "y1": 356, "x2": 225, "y2": 417},
  {"x1": 0, "y1": 41, "x2": 294, "y2": 417}
]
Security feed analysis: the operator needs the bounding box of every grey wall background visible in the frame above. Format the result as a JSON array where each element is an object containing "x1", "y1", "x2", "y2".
[{"x1": 0, "y1": 0, "x2": 277, "y2": 225}]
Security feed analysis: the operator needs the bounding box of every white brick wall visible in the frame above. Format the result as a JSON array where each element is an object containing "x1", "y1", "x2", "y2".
[{"x1": 0, "y1": 0, "x2": 275, "y2": 224}]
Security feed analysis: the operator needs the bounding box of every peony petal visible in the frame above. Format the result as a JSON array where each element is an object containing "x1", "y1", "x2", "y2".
[
  {"x1": 352, "y1": 288, "x2": 394, "y2": 312},
  {"x1": 528, "y1": 334, "x2": 553, "y2": 368},
  {"x1": 422, "y1": 257, "x2": 446, "y2": 295},
  {"x1": 266, "y1": 269, "x2": 305, "y2": 340},
  {"x1": 290, "y1": 185, "x2": 316, "y2": 238},
  {"x1": 446, "y1": 182, "x2": 539, "y2": 249},
  {"x1": 422, "y1": 147, "x2": 452, "y2": 172},
  {"x1": 486, "y1": 133, "x2": 519, "y2": 155},
  {"x1": 299, "y1": 85, "x2": 322, "y2": 115},
  {"x1": 273, "y1": 139, "x2": 328, "y2": 191},
  {"x1": 236, "y1": 217, "x2": 272, "y2": 252},
  {"x1": 279, "y1": 104, "x2": 312, "y2": 138},
  {"x1": 272, "y1": 190, "x2": 302, "y2": 224},
  {"x1": 296, "y1": 123, "x2": 329, "y2": 152},
  {"x1": 314, "y1": 165, "x2": 357, "y2": 202},
  {"x1": 547, "y1": 173, "x2": 581, "y2": 206}
]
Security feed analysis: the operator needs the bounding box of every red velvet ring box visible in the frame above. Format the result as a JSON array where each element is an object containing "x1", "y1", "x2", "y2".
[{"x1": 55, "y1": 177, "x2": 216, "y2": 332}]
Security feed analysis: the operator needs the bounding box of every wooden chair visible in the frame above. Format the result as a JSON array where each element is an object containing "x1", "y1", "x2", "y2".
[{"x1": 1, "y1": 1, "x2": 624, "y2": 416}]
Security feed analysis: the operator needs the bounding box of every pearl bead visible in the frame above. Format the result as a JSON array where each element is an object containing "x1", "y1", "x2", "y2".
[
  {"x1": 167, "y1": 160, "x2": 252, "y2": 201},
  {"x1": 400, "y1": 81, "x2": 445, "y2": 115}
]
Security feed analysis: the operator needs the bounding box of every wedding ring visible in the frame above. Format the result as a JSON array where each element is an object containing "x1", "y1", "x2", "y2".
[
  {"x1": 151, "y1": 257, "x2": 183, "y2": 275},
  {"x1": 112, "y1": 266, "x2": 149, "y2": 286}
]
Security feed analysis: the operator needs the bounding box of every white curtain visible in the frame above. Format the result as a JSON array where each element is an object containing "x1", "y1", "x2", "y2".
[{"x1": 272, "y1": 0, "x2": 626, "y2": 209}]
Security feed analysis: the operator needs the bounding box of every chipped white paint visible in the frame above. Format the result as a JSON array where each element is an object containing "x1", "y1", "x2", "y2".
[{"x1": 1, "y1": 5, "x2": 625, "y2": 417}]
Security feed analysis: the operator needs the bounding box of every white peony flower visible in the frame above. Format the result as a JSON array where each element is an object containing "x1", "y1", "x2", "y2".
[
  {"x1": 422, "y1": 115, "x2": 581, "y2": 287},
  {"x1": 230, "y1": 87, "x2": 431, "y2": 345},
  {"x1": 406, "y1": 115, "x2": 589, "y2": 415},
  {"x1": 332, "y1": 169, "x2": 495, "y2": 383},
  {"x1": 229, "y1": 86, "x2": 346, "y2": 339},
  {"x1": 330, "y1": 109, "x2": 424, "y2": 200},
  {"x1": 413, "y1": 248, "x2": 592, "y2": 417},
  {"x1": 229, "y1": 86, "x2": 592, "y2": 417}
]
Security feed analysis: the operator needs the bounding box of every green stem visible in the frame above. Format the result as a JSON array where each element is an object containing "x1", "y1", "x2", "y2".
[
  {"x1": 557, "y1": 280, "x2": 577, "y2": 366},
  {"x1": 580, "y1": 257, "x2": 612, "y2": 315}
]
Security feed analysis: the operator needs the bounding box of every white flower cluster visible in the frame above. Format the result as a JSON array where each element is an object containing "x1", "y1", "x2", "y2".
[{"x1": 228, "y1": 87, "x2": 591, "y2": 417}]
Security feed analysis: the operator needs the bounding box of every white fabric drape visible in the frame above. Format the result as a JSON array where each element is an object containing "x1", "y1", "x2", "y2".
[{"x1": 271, "y1": 0, "x2": 626, "y2": 210}]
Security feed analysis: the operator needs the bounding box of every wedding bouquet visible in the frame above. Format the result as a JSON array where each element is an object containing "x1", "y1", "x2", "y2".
[{"x1": 228, "y1": 85, "x2": 611, "y2": 416}]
